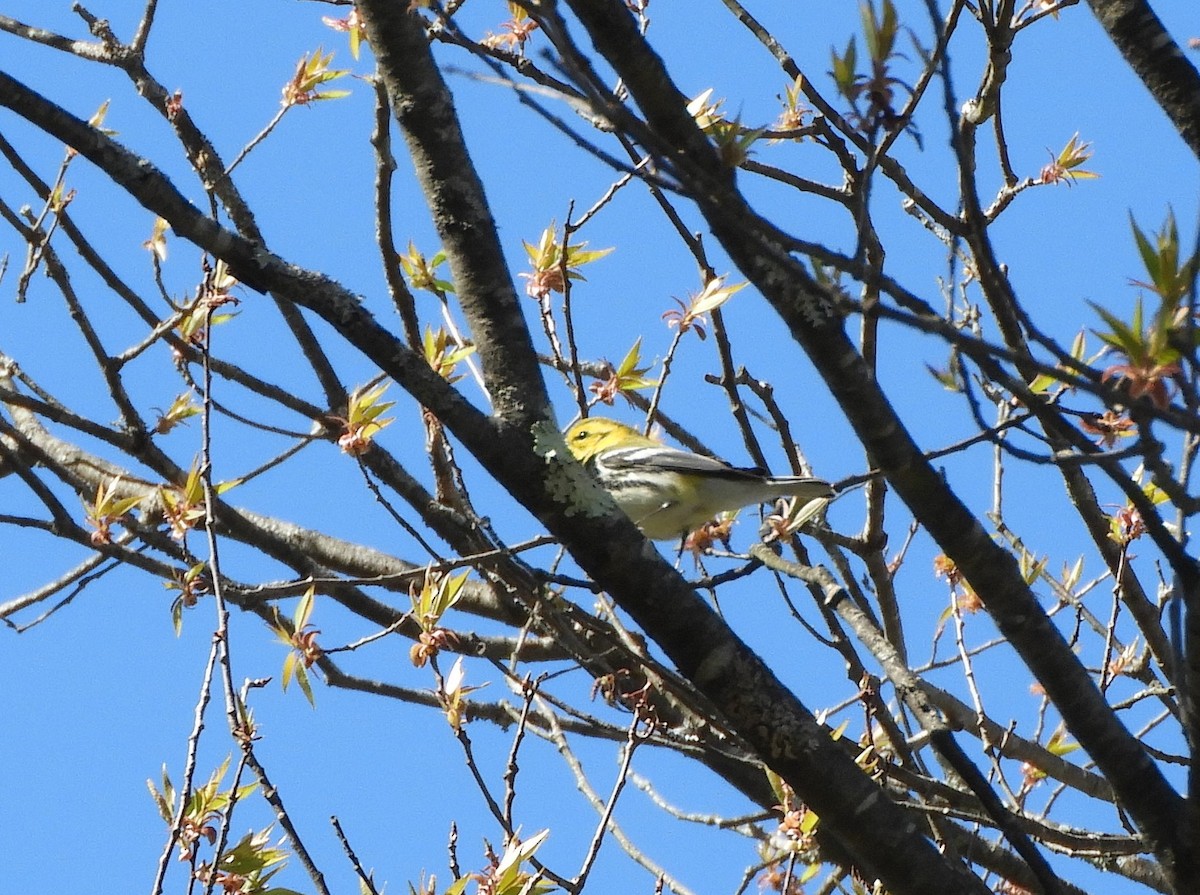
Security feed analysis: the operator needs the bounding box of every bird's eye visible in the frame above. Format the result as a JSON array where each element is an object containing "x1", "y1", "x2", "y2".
[{"x1": 574, "y1": 428, "x2": 589, "y2": 441}]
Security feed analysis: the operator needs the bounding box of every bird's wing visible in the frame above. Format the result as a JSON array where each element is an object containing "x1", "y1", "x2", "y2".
[{"x1": 602, "y1": 446, "x2": 757, "y2": 479}]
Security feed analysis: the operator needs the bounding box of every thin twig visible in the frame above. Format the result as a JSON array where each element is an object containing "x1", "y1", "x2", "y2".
[{"x1": 331, "y1": 816, "x2": 382, "y2": 895}]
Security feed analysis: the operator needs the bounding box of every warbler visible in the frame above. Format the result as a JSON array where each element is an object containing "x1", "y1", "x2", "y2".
[{"x1": 564, "y1": 417, "x2": 834, "y2": 540}]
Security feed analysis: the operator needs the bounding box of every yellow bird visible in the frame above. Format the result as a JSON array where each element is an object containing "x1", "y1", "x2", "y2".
[{"x1": 564, "y1": 417, "x2": 833, "y2": 540}]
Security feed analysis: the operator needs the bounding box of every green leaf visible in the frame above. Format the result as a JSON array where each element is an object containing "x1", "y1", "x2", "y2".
[
  {"x1": 1130, "y1": 213, "x2": 1160, "y2": 287},
  {"x1": 1090, "y1": 299, "x2": 1144, "y2": 358},
  {"x1": 828, "y1": 718, "x2": 850, "y2": 741},
  {"x1": 1143, "y1": 480, "x2": 1171, "y2": 506},
  {"x1": 831, "y1": 37, "x2": 857, "y2": 95},
  {"x1": 691, "y1": 276, "x2": 746, "y2": 316},
  {"x1": 925, "y1": 361, "x2": 962, "y2": 392},
  {"x1": 1027, "y1": 372, "x2": 1058, "y2": 395},
  {"x1": 566, "y1": 245, "x2": 615, "y2": 266},
  {"x1": 294, "y1": 586, "x2": 315, "y2": 630},
  {"x1": 1047, "y1": 734, "x2": 1081, "y2": 757},
  {"x1": 764, "y1": 768, "x2": 789, "y2": 806},
  {"x1": 433, "y1": 570, "x2": 469, "y2": 618},
  {"x1": 148, "y1": 771, "x2": 174, "y2": 824},
  {"x1": 1062, "y1": 556, "x2": 1083, "y2": 592},
  {"x1": 1069, "y1": 329, "x2": 1087, "y2": 360},
  {"x1": 161, "y1": 766, "x2": 176, "y2": 811},
  {"x1": 282, "y1": 651, "x2": 296, "y2": 692},
  {"x1": 296, "y1": 662, "x2": 316, "y2": 707},
  {"x1": 616, "y1": 337, "x2": 646, "y2": 378}
]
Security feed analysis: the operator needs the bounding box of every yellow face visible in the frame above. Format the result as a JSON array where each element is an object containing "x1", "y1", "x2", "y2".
[
  {"x1": 565, "y1": 418, "x2": 623, "y2": 462},
  {"x1": 564, "y1": 418, "x2": 644, "y2": 462}
]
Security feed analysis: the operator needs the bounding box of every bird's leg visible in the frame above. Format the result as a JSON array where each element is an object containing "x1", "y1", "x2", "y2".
[{"x1": 673, "y1": 535, "x2": 687, "y2": 570}]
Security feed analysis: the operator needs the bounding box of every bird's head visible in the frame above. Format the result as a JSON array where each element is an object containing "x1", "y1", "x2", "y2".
[{"x1": 563, "y1": 417, "x2": 646, "y2": 463}]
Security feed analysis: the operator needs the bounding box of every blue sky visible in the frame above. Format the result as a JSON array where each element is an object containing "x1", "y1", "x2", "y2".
[{"x1": 1, "y1": 1, "x2": 1198, "y2": 893}]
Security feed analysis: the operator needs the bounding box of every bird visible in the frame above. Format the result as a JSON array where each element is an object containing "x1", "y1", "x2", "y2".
[{"x1": 564, "y1": 416, "x2": 834, "y2": 540}]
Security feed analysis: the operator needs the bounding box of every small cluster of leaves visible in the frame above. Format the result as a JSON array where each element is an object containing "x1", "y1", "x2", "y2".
[
  {"x1": 84, "y1": 477, "x2": 143, "y2": 547},
  {"x1": 1016, "y1": 545, "x2": 1086, "y2": 602},
  {"x1": 272, "y1": 586, "x2": 322, "y2": 706},
  {"x1": 519, "y1": 224, "x2": 613, "y2": 300},
  {"x1": 1107, "y1": 467, "x2": 1169, "y2": 547},
  {"x1": 933, "y1": 553, "x2": 981, "y2": 614},
  {"x1": 773, "y1": 75, "x2": 812, "y2": 133},
  {"x1": 160, "y1": 462, "x2": 209, "y2": 541},
  {"x1": 439, "y1": 655, "x2": 484, "y2": 732},
  {"x1": 423, "y1": 327, "x2": 477, "y2": 384},
  {"x1": 1092, "y1": 211, "x2": 1199, "y2": 410},
  {"x1": 686, "y1": 88, "x2": 764, "y2": 167},
  {"x1": 758, "y1": 770, "x2": 821, "y2": 890},
  {"x1": 46, "y1": 179, "x2": 76, "y2": 214},
  {"x1": 1037, "y1": 133, "x2": 1099, "y2": 186},
  {"x1": 166, "y1": 562, "x2": 210, "y2": 635},
  {"x1": 197, "y1": 828, "x2": 300, "y2": 895},
  {"x1": 153, "y1": 392, "x2": 201, "y2": 435},
  {"x1": 85, "y1": 459, "x2": 245, "y2": 631},
  {"x1": 337, "y1": 384, "x2": 396, "y2": 456},
  {"x1": 1027, "y1": 330, "x2": 1088, "y2": 398},
  {"x1": 143, "y1": 216, "x2": 170, "y2": 261},
  {"x1": 159, "y1": 461, "x2": 240, "y2": 545},
  {"x1": 322, "y1": 9, "x2": 366, "y2": 60},
  {"x1": 281, "y1": 48, "x2": 350, "y2": 107},
  {"x1": 64, "y1": 99, "x2": 115, "y2": 163},
  {"x1": 1108, "y1": 504, "x2": 1147, "y2": 545},
  {"x1": 410, "y1": 569, "x2": 469, "y2": 667},
  {"x1": 440, "y1": 831, "x2": 555, "y2": 895},
  {"x1": 830, "y1": 0, "x2": 916, "y2": 135},
  {"x1": 200, "y1": 259, "x2": 241, "y2": 308},
  {"x1": 1023, "y1": 333, "x2": 1139, "y2": 450},
  {"x1": 1019, "y1": 726, "x2": 1081, "y2": 793},
  {"x1": 588, "y1": 337, "x2": 659, "y2": 405},
  {"x1": 84, "y1": 469, "x2": 229, "y2": 632},
  {"x1": 480, "y1": 2, "x2": 539, "y2": 54},
  {"x1": 174, "y1": 295, "x2": 239, "y2": 349},
  {"x1": 762, "y1": 493, "x2": 830, "y2": 541},
  {"x1": 400, "y1": 242, "x2": 456, "y2": 297},
  {"x1": 848, "y1": 715, "x2": 891, "y2": 783},
  {"x1": 148, "y1": 758, "x2": 257, "y2": 863},
  {"x1": 173, "y1": 261, "x2": 241, "y2": 350},
  {"x1": 1130, "y1": 209, "x2": 1200, "y2": 308},
  {"x1": 1078, "y1": 409, "x2": 1136, "y2": 448},
  {"x1": 661, "y1": 274, "x2": 746, "y2": 340},
  {"x1": 1016, "y1": 547, "x2": 1049, "y2": 589},
  {"x1": 683, "y1": 515, "x2": 736, "y2": 560}
]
